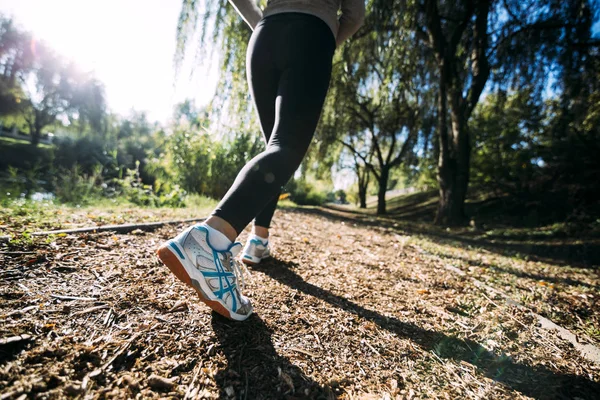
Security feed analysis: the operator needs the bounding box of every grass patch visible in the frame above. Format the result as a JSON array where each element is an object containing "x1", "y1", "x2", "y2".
[
  {"x1": 277, "y1": 199, "x2": 299, "y2": 209},
  {"x1": 0, "y1": 136, "x2": 54, "y2": 173},
  {"x1": 0, "y1": 195, "x2": 218, "y2": 238},
  {"x1": 0, "y1": 136, "x2": 52, "y2": 148}
]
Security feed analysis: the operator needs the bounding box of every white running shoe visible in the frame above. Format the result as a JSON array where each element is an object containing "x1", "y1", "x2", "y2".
[
  {"x1": 156, "y1": 224, "x2": 253, "y2": 321},
  {"x1": 241, "y1": 236, "x2": 271, "y2": 265}
]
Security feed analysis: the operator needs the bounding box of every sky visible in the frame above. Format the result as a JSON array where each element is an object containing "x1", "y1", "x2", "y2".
[{"x1": 0, "y1": 0, "x2": 219, "y2": 124}]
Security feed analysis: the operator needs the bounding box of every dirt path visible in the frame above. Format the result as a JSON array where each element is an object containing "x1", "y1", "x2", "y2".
[{"x1": 1, "y1": 209, "x2": 599, "y2": 399}]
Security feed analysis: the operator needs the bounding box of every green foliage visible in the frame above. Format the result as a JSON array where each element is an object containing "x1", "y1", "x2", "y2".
[
  {"x1": 53, "y1": 165, "x2": 103, "y2": 205},
  {"x1": 336, "y1": 189, "x2": 348, "y2": 204},
  {"x1": 0, "y1": 167, "x2": 25, "y2": 207},
  {"x1": 285, "y1": 179, "x2": 327, "y2": 206},
  {"x1": 116, "y1": 161, "x2": 186, "y2": 208},
  {"x1": 53, "y1": 136, "x2": 117, "y2": 176},
  {"x1": 0, "y1": 137, "x2": 54, "y2": 172},
  {"x1": 206, "y1": 131, "x2": 263, "y2": 198},
  {"x1": 149, "y1": 121, "x2": 263, "y2": 199},
  {"x1": 175, "y1": 0, "x2": 256, "y2": 131},
  {"x1": 470, "y1": 91, "x2": 544, "y2": 194},
  {"x1": 0, "y1": 17, "x2": 34, "y2": 117},
  {"x1": 167, "y1": 128, "x2": 213, "y2": 194}
]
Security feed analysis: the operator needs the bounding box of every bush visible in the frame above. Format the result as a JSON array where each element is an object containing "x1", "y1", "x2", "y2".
[
  {"x1": 112, "y1": 161, "x2": 186, "y2": 208},
  {"x1": 53, "y1": 165, "x2": 103, "y2": 205},
  {"x1": 285, "y1": 179, "x2": 327, "y2": 206},
  {"x1": 53, "y1": 136, "x2": 117, "y2": 177},
  {"x1": 148, "y1": 127, "x2": 264, "y2": 199},
  {"x1": 0, "y1": 137, "x2": 54, "y2": 173}
]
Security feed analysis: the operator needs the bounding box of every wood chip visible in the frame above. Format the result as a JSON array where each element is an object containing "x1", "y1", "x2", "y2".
[{"x1": 147, "y1": 374, "x2": 176, "y2": 391}]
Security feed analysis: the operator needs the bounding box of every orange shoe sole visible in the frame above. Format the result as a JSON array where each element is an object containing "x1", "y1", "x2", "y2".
[{"x1": 156, "y1": 245, "x2": 233, "y2": 320}]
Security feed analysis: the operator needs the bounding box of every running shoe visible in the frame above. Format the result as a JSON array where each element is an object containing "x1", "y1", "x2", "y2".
[
  {"x1": 241, "y1": 236, "x2": 271, "y2": 265},
  {"x1": 156, "y1": 224, "x2": 253, "y2": 321}
]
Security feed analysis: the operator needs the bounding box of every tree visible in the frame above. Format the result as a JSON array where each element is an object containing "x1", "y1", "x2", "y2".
[
  {"x1": 470, "y1": 90, "x2": 544, "y2": 195},
  {"x1": 175, "y1": 0, "x2": 255, "y2": 131},
  {"x1": 69, "y1": 73, "x2": 107, "y2": 136},
  {"x1": 0, "y1": 16, "x2": 33, "y2": 117},
  {"x1": 0, "y1": 17, "x2": 107, "y2": 145},
  {"x1": 175, "y1": 0, "x2": 599, "y2": 221},
  {"x1": 320, "y1": 7, "x2": 428, "y2": 215},
  {"x1": 386, "y1": 0, "x2": 599, "y2": 225}
]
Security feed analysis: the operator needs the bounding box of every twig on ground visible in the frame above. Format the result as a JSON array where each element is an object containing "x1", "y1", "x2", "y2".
[
  {"x1": 72, "y1": 305, "x2": 109, "y2": 316},
  {"x1": 361, "y1": 338, "x2": 381, "y2": 356},
  {"x1": 50, "y1": 294, "x2": 98, "y2": 301},
  {"x1": 480, "y1": 292, "x2": 528, "y2": 329},
  {"x1": 0, "y1": 334, "x2": 34, "y2": 346},
  {"x1": 184, "y1": 362, "x2": 202, "y2": 400},
  {"x1": 31, "y1": 217, "x2": 206, "y2": 237},
  {"x1": 103, "y1": 308, "x2": 114, "y2": 327},
  {"x1": 289, "y1": 347, "x2": 318, "y2": 358},
  {"x1": 82, "y1": 332, "x2": 143, "y2": 390},
  {"x1": 2, "y1": 305, "x2": 38, "y2": 318},
  {"x1": 311, "y1": 327, "x2": 324, "y2": 349},
  {"x1": 91, "y1": 269, "x2": 105, "y2": 283}
]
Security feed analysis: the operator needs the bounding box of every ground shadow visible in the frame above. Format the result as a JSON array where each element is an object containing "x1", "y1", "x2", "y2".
[
  {"x1": 211, "y1": 313, "x2": 335, "y2": 399},
  {"x1": 0, "y1": 337, "x2": 34, "y2": 365},
  {"x1": 314, "y1": 206, "x2": 599, "y2": 268},
  {"x1": 434, "y1": 252, "x2": 600, "y2": 291},
  {"x1": 252, "y1": 259, "x2": 600, "y2": 399}
]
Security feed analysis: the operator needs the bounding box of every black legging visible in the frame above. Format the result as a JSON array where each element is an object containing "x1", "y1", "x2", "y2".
[{"x1": 211, "y1": 12, "x2": 335, "y2": 234}]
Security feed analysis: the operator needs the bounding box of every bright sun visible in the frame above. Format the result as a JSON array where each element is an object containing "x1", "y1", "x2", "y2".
[{"x1": 0, "y1": 0, "x2": 219, "y2": 123}]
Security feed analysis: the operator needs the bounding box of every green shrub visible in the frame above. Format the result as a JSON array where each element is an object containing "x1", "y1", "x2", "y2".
[
  {"x1": 286, "y1": 179, "x2": 327, "y2": 206},
  {"x1": 53, "y1": 136, "x2": 116, "y2": 176},
  {"x1": 53, "y1": 165, "x2": 103, "y2": 205},
  {"x1": 112, "y1": 161, "x2": 186, "y2": 208},
  {"x1": 148, "y1": 127, "x2": 263, "y2": 200},
  {"x1": 0, "y1": 137, "x2": 53, "y2": 172}
]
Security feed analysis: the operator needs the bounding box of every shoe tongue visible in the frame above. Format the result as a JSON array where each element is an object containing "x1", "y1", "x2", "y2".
[{"x1": 228, "y1": 242, "x2": 243, "y2": 256}]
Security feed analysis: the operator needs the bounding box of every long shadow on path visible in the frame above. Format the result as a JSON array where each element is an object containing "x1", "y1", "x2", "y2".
[
  {"x1": 252, "y1": 259, "x2": 600, "y2": 399},
  {"x1": 211, "y1": 313, "x2": 334, "y2": 399},
  {"x1": 312, "y1": 206, "x2": 600, "y2": 269}
]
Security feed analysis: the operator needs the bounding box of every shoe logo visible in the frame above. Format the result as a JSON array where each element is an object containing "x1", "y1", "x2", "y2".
[{"x1": 198, "y1": 251, "x2": 239, "y2": 312}]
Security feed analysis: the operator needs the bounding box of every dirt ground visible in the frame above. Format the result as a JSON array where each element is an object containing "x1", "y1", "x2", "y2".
[{"x1": 1, "y1": 208, "x2": 599, "y2": 399}]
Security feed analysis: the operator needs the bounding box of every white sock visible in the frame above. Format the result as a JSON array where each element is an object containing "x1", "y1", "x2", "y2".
[
  {"x1": 202, "y1": 223, "x2": 232, "y2": 251},
  {"x1": 250, "y1": 233, "x2": 268, "y2": 244}
]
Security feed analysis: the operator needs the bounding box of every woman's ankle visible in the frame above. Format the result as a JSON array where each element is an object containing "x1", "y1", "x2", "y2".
[
  {"x1": 252, "y1": 225, "x2": 269, "y2": 239},
  {"x1": 205, "y1": 216, "x2": 238, "y2": 242}
]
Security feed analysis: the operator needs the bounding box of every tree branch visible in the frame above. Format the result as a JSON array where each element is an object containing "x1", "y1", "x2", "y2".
[
  {"x1": 338, "y1": 139, "x2": 380, "y2": 180},
  {"x1": 464, "y1": 0, "x2": 491, "y2": 118},
  {"x1": 424, "y1": 0, "x2": 446, "y2": 57},
  {"x1": 448, "y1": 0, "x2": 475, "y2": 55}
]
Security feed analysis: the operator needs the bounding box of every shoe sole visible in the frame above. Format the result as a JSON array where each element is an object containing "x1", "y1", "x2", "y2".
[{"x1": 156, "y1": 243, "x2": 249, "y2": 321}]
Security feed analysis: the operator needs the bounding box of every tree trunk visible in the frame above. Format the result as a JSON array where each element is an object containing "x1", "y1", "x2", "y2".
[
  {"x1": 29, "y1": 124, "x2": 41, "y2": 147},
  {"x1": 28, "y1": 118, "x2": 42, "y2": 147},
  {"x1": 376, "y1": 167, "x2": 389, "y2": 215},
  {"x1": 357, "y1": 169, "x2": 369, "y2": 209},
  {"x1": 30, "y1": 131, "x2": 40, "y2": 147},
  {"x1": 359, "y1": 190, "x2": 367, "y2": 208},
  {"x1": 435, "y1": 89, "x2": 470, "y2": 226}
]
